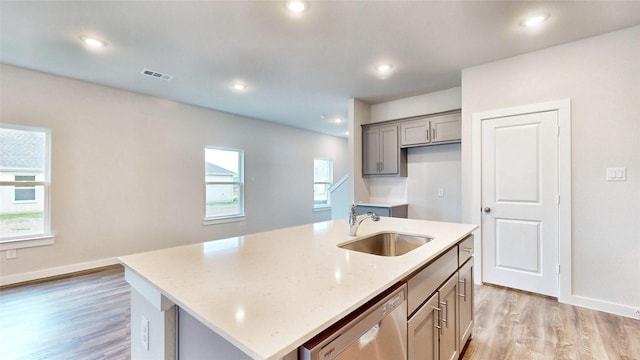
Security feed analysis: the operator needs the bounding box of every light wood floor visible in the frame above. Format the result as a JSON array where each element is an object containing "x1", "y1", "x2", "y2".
[
  {"x1": 0, "y1": 266, "x2": 130, "y2": 360},
  {"x1": 462, "y1": 284, "x2": 640, "y2": 360},
  {"x1": 1, "y1": 267, "x2": 639, "y2": 360}
]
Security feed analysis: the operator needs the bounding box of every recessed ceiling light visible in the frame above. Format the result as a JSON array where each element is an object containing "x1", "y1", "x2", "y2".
[
  {"x1": 231, "y1": 82, "x2": 247, "y2": 91},
  {"x1": 522, "y1": 14, "x2": 549, "y2": 27},
  {"x1": 334, "y1": 118, "x2": 342, "y2": 124},
  {"x1": 285, "y1": 0, "x2": 308, "y2": 13},
  {"x1": 345, "y1": 131, "x2": 350, "y2": 136},
  {"x1": 376, "y1": 63, "x2": 393, "y2": 73},
  {"x1": 80, "y1": 35, "x2": 107, "y2": 48}
]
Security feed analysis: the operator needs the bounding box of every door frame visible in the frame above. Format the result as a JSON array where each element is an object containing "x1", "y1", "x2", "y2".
[{"x1": 471, "y1": 99, "x2": 572, "y2": 302}]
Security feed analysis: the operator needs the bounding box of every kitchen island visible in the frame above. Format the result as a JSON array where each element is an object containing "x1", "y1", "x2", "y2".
[{"x1": 119, "y1": 217, "x2": 477, "y2": 359}]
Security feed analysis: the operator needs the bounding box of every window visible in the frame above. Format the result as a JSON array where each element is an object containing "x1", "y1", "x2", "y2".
[
  {"x1": 205, "y1": 147, "x2": 244, "y2": 221},
  {"x1": 0, "y1": 124, "x2": 52, "y2": 242},
  {"x1": 314, "y1": 158, "x2": 333, "y2": 209},
  {"x1": 14, "y1": 175, "x2": 36, "y2": 201}
]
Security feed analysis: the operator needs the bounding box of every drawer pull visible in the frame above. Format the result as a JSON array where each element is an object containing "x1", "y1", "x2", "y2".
[
  {"x1": 461, "y1": 247, "x2": 473, "y2": 254},
  {"x1": 440, "y1": 300, "x2": 449, "y2": 328},
  {"x1": 458, "y1": 278, "x2": 467, "y2": 300},
  {"x1": 432, "y1": 306, "x2": 442, "y2": 334}
]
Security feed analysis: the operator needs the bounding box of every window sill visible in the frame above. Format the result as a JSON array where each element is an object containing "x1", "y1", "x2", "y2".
[
  {"x1": 203, "y1": 215, "x2": 246, "y2": 226},
  {"x1": 0, "y1": 234, "x2": 54, "y2": 251},
  {"x1": 313, "y1": 206, "x2": 332, "y2": 212}
]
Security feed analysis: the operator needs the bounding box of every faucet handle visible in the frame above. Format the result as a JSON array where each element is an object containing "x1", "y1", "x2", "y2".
[{"x1": 367, "y1": 212, "x2": 380, "y2": 221}]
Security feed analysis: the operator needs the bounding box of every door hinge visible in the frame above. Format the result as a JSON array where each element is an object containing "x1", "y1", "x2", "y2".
[
  {"x1": 557, "y1": 126, "x2": 560, "y2": 137},
  {"x1": 557, "y1": 195, "x2": 560, "y2": 205},
  {"x1": 557, "y1": 264, "x2": 561, "y2": 274}
]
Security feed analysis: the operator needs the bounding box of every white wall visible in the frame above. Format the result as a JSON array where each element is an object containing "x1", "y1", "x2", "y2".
[
  {"x1": 0, "y1": 64, "x2": 348, "y2": 283},
  {"x1": 351, "y1": 88, "x2": 462, "y2": 221},
  {"x1": 369, "y1": 87, "x2": 462, "y2": 124},
  {"x1": 461, "y1": 26, "x2": 640, "y2": 317},
  {"x1": 406, "y1": 144, "x2": 461, "y2": 222}
]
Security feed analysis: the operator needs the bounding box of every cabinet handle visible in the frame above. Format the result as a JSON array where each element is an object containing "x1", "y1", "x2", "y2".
[
  {"x1": 432, "y1": 306, "x2": 442, "y2": 334},
  {"x1": 440, "y1": 300, "x2": 449, "y2": 328},
  {"x1": 433, "y1": 128, "x2": 437, "y2": 140},
  {"x1": 462, "y1": 247, "x2": 473, "y2": 254},
  {"x1": 380, "y1": 162, "x2": 383, "y2": 172},
  {"x1": 426, "y1": 129, "x2": 430, "y2": 141},
  {"x1": 458, "y1": 278, "x2": 467, "y2": 300}
]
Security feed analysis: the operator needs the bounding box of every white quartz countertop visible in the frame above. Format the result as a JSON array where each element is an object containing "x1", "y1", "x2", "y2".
[
  {"x1": 355, "y1": 202, "x2": 408, "y2": 207},
  {"x1": 119, "y1": 217, "x2": 477, "y2": 360}
]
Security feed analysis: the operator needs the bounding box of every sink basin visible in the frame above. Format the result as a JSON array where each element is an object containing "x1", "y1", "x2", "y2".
[{"x1": 338, "y1": 232, "x2": 433, "y2": 256}]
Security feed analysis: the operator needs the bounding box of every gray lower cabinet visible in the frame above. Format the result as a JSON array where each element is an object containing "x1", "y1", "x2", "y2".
[
  {"x1": 408, "y1": 275, "x2": 459, "y2": 360},
  {"x1": 408, "y1": 292, "x2": 439, "y2": 360},
  {"x1": 407, "y1": 235, "x2": 473, "y2": 360},
  {"x1": 457, "y1": 259, "x2": 473, "y2": 353},
  {"x1": 355, "y1": 204, "x2": 408, "y2": 218}
]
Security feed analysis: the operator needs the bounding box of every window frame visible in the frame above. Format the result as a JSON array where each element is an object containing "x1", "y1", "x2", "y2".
[
  {"x1": 203, "y1": 146, "x2": 245, "y2": 225},
  {"x1": 0, "y1": 123, "x2": 53, "y2": 249},
  {"x1": 313, "y1": 158, "x2": 333, "y2": 210}
]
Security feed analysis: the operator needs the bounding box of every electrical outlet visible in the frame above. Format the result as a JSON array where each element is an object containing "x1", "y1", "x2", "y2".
[
  {"x1": 141, "y1": 316, "x2": 149, "y2": 350},
  {"x1": 438, "y1": 188, "x2": 444, "y2": 197},
  {"x1": 6, "y1": 249, "x2": 17, "y2": 259},
  {"x1": 635, "y1": 309, "x2": 640, "y2": 319}
]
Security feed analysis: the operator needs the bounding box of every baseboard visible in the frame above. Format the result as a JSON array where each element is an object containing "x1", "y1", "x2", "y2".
[
  {"x1": 561, "y1": 294, "x2": 640, "y2": 320},
  {"x1": 0, "y1": 257, "x2": 119, "y2": 287}
]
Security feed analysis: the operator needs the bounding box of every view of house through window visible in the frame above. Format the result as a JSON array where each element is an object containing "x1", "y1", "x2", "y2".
[
  {"x1": 314, "y1": 158, "x2": 333, "y2": 208},
  {"x1": 0, "y1": 124, "x2": 51, "y2": 240},
  {"x1": 205, "y1": 147, "x2": 244, "y2": 219}
]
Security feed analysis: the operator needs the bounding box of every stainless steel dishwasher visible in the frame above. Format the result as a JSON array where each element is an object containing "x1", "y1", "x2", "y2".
[{"x1": 300, "y1": 283, "x2": 407, "y2": 360}]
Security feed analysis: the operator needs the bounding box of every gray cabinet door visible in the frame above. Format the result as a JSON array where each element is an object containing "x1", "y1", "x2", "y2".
[
  {"x1": 457, "y1": 260, "x2": 473, "y2": 353},
  {"x1": 401, "y1": 118, "x2": 430, "y2": 146},
  {"x1": 362, "y1": 124, "x2": 400, "y2": 175},
  {"x1": 362, "y1": 127, "x2": 380, "y2": 175},
  {"x1": 439, "y1": 275, "x2": 459, "y2": 360},
  {"x1": 379, "y1": 125, "x2": 399, "y2": 174},
  {"x1": 408, "y1": 293, "x2": 439, "y2": 360},
  {"x1": 431, "y1": 113, "x2": 461, "y2": 143}
]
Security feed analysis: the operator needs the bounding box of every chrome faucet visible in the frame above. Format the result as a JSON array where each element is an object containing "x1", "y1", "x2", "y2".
[{"x1": 349, "y1": 204, "x2": 380, "y2": 236}]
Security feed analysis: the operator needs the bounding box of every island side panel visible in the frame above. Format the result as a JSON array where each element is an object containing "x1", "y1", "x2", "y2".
[
  {"x1": 178, "y1": 308, "x2": 254, "y2": 360},
  {"x1": 125, "y1": 268, "x2": 177, "y2": 360}
]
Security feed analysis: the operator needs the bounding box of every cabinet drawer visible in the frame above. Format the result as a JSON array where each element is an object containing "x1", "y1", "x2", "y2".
[
  {"x1": 407, "y1": 247, "x2": 457, "y2": 316},
  {"x1": 458, "y1": 235, "x2": 474, "y2": 267}
]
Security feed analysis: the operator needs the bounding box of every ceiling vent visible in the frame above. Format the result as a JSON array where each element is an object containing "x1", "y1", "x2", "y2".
[{"x1": 140, "y1": 68, "x2": 173, "y2": 80}]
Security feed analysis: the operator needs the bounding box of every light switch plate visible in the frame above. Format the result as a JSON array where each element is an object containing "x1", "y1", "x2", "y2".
[{"x1": 606, "y1": 167, "x2": 626, "y2": 181}]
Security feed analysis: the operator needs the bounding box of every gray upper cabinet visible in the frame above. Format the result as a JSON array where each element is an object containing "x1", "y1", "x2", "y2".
[
  {"x1": 362, "y1": 124, "x2": 407, "y2": 176},
  {"x1": 400, "y1": 118, "x2": 430, "y2": 146},
  {"x1": 400, "y1": 111, "x2": 461, "y2": 148}
]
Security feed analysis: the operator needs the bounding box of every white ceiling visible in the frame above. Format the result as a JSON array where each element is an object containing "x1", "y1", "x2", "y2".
[{"x1": 2, "y1": 1, "x2": 640, "y2": 137}]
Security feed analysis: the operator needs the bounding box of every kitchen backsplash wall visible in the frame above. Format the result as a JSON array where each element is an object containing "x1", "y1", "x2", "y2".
[
  {"x1": 366, "y1": 144, "x2": 461, "y2": 222},
  {"x1": 364, "y1": 87, "x2": 462, "y2": 221}
]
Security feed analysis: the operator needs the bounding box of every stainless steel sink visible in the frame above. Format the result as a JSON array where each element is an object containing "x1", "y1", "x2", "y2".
[{"x1": 338, "y1": 232, "x2": 433, "y2": 256}]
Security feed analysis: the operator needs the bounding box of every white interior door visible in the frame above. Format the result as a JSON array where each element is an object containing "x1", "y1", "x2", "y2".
[{"x1": 481, "y1": 110, "x2": 559, "y2": 297}]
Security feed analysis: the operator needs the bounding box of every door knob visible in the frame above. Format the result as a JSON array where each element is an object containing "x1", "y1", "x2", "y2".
[{"x1": 483, "y1": 207, "x2": 491, "y2": 213}]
